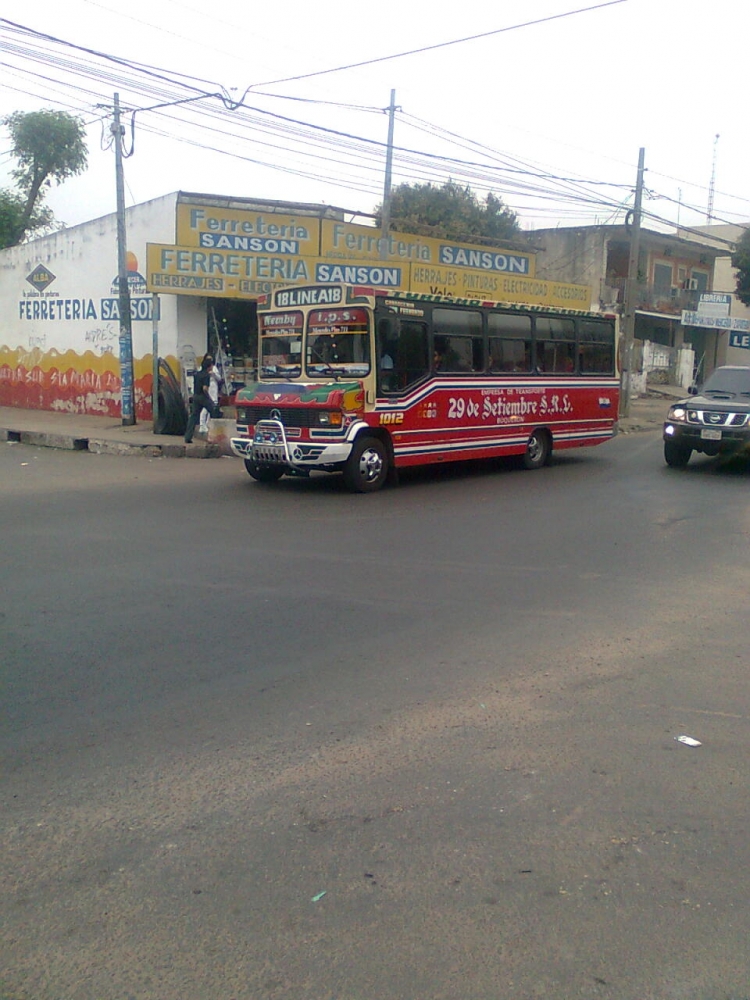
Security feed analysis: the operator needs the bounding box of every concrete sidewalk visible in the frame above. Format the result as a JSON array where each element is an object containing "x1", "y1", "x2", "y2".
[
  {"x1": 1, "y1": 386, "x2": 684, "y2": 459},
  {"x1": 0, "y1": 406, "x2": 235, "y2": 459}
]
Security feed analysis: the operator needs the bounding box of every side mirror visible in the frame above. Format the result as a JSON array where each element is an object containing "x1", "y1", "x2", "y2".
[{"x1": 688, "y1": 384, "x2": 698, "y2": 395}]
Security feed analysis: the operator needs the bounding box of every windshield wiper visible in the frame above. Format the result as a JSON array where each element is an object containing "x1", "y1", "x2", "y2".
[
  {"x1": 308, "y1": 364, "x2": 340, "y2": 380},
  {"x1": 262, "y1": 365, "x2": 300, "y2": 378}
]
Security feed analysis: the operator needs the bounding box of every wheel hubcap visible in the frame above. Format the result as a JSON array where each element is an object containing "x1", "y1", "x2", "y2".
[
  {"x1": 528, "y1": 435, "x2": 543, "y2": 462},
  {"x1": 359, "y1": 447, "x2": 384, "y2": 482}
]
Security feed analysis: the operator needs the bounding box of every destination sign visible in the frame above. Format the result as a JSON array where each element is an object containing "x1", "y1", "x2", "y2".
[{"x1": 274, "y1": 286, "x2": 344, "y2": 307}]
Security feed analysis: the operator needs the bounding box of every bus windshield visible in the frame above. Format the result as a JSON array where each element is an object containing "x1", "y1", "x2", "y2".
[
  {"x1": 260, "y1": 310, "x2": 303, "y2": 378},
  {"x1": 306, "y1": 307, "x2": 371, "y2": 378}
]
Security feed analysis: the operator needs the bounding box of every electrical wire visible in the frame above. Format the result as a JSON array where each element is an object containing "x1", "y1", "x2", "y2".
[
  {"x1": 245, "y1": 1, "x2": 628, "y2": 88},
  {"x1": 2, "y1": 11, "x2": 747, "y2": 237}
]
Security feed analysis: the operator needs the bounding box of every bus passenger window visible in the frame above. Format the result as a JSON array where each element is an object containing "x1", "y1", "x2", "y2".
[
  {"x1": 535, "y1": 316, "x2": 576, "y2": 374},
  {"x1": 433, "y1": 308, "x2": 483, "y2": 372},
  {"x1": 433, "y1": 335, "x2": 477, "y2": 372},
  {"x1": 578, "y1": 319, "x2": 615, "y2": 374},
  {"x1": 488, "y1": 312, "x2": 532, "y2": 372},
  {"x1": 489, "y1": 337, "x2": 531, "y2": 372}
]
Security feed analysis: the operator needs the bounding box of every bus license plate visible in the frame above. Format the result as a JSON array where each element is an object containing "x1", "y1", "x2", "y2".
[{"x1": 701, "y1": 428, "x2": 722, "y2": 441}]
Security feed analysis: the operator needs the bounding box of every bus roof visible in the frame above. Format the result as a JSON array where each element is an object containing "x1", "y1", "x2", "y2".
[
  {"x1": 366, "y1": 287, "x2": 603, "y2": 318},
  {"x1": 258, "y1": 283, "x2": 611, "y2": 319}
]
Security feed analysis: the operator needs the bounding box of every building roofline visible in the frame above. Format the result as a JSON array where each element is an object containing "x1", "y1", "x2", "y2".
[
  {"x1": 176, "y1": 191, "x2": 356, "y2": 220},
  {"x1": 527, "y1": 223, "x2": 727, "y2": 257}
]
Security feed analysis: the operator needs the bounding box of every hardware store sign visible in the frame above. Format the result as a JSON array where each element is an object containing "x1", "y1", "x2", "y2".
[{"x1": 147, "y1": 203, "x2": 592, "y2": 308}]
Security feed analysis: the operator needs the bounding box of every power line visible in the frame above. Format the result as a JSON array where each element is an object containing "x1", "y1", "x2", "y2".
[
  {"x1": 245, "y1": 1, "x2": 628, "y2": 88},
  {"x1": 4, "y1": 10, "x2": 748, "y2": 236}
]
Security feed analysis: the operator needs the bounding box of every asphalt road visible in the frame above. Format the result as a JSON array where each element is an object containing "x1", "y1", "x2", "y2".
[{"x1": 2, "y1": 433, "x2": 750, "y2": 1000}]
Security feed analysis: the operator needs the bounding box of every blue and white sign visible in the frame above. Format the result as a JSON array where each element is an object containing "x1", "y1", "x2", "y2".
[
  {"x1": 315, "y1": 263, "x2": 402, "y2": 286},
  {"x1": 439, "y1": 245, "x2": 530, "y2": 274},
  {"x1": 682, "y1": 310, "x2": 750, "y2": 332},
  {"x1": 729, "y1": 331, "x2": 750, "y2": 350}
]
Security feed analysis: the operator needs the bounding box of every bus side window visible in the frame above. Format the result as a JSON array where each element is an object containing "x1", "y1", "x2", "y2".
[
  {"x1": 535, "y1": 316, "x2": 576, "y2": 373},
  {"x1": 433, "y1": 308, "x2": 483, "y2": 372},
  {"x1": 578, "y1": 319, "x2": 615, "y2": 374},
  {"x1": 488, "y1": 312, "x2": 532, "y2": 372}
]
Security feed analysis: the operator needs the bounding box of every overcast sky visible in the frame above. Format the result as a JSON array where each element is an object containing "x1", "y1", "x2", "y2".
[{"x1": 1, "y1": 0, "x2": 748, "y2": 239}]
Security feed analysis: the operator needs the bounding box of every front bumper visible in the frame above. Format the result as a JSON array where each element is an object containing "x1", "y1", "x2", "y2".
[
  {"x1": 231, "y1": 418, "x2": 360, "y2": 470},
  {"x1": 663, "y1": 421, "x2": 750, "y2": 454}
]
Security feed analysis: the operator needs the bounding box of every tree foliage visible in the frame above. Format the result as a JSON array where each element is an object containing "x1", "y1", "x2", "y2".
[
  {"x1": 732, "y1": 227, "x2": 750, "y2": 306},
  {"x1": 375, "y1": 180, "x2": 520, "y2": 243},
  {"x1": 1, "y1": 109, "x2": 87, "y2": 248},
  {"x1": 0, "y1": 189, "x2": 55, "y2": 249}
]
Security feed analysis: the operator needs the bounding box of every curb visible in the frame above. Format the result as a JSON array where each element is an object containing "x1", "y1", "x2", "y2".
[
  {"x1": 1, "y1": 426, "x2": 220, "y2": 459},
  {"x1": 3, "y1": 428, "x2": 89, "y2": 451}
]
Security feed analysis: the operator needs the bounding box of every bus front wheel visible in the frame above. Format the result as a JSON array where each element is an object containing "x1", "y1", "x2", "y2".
[
  {"x1": 244, "y1": 459, "x2": 285, "y2": 483},
  {"x1": 343, "y1": 436, "x2": 389, "y2": 492},
  {"x1": 522, "y1": 429, "x2": 551, "y2": 470}
]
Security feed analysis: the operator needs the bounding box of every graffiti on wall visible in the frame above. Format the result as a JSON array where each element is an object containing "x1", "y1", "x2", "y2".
[
  {"x1": 3, "y1": 252, "x2": 164, "y2": 416},
  {"x1": 0, "y1": 346, "x2": 154, "y2": 418}
]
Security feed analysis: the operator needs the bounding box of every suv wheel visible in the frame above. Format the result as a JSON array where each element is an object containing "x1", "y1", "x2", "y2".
[{"x1": 664, "y1": 440, "x2": 692, "y2": 468}]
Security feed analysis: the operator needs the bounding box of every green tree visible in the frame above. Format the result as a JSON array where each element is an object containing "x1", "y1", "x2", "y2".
[
  {"x1": 376, "y1": 180, "x2": 520, "y2": 243},
  {"x1": 732, "y1": 227, "x2": 750, "y2": 306},
  {"x1": 1, "y1": 108, "x2": 87, "y2": 248},
  {"x1": 0, "y1": 189, "x2": 55, "y2": 249}
]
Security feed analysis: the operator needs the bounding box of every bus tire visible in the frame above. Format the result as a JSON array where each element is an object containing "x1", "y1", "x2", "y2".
[
  {"x1": 244, "y1": 459, "x2": 284, "y2": 483},
  {"x1": 343, "y1": 436, "x2": 389, "y2": 492},
  {"x1": 522, "y1": 429, "x2": 551, "y2": 470},
  {"x1": 664, "y1": 440, "x2": 692, "y2": 468}
]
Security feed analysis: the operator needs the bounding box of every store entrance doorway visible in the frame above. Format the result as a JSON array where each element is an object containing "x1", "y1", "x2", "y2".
[{"x1": 207, "y1": 299, "x2": 258, "y2": 393}]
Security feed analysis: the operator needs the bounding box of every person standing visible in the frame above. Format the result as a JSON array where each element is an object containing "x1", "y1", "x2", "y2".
[
  {"x1": 184, "y1": 353, "x2": 220, "y2": 444},
  {"x1": 199, "y1": 358, "x2": 222, "y2": 435}
]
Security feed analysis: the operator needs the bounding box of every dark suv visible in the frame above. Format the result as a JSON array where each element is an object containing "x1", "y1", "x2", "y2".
[{"x1": 663, "y1": 365, "x2": 750, "y2": 467}]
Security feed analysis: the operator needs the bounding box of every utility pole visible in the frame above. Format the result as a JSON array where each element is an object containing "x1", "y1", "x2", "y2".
[
  {"x1": 113, "y1": 93, "x2": 135, "y2": 425},
  {"x1": 620, "y1": 147, "x2": 645, "y2": 419},
  {"x1": 380, "y1": 89, "x2": 397, "y2": 260},
  {"x1": 152, "y1": 293, "x2": 160, "y2": 433}
]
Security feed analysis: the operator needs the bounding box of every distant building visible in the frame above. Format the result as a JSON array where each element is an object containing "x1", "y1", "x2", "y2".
[
  {"x1": 679, "y1": 222, "x2": 750, "y2": 368},
  {"x1": 526, "y1": 224, "x2": 728, "y2": 386}
]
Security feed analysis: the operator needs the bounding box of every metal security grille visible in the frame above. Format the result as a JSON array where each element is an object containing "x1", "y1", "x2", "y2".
[
  {"x1": 237, "y1": 406, "x2": 317, "y2": 428},
  {"x1": 687, "y1": 410, "x2": 750, "y2": 427}
]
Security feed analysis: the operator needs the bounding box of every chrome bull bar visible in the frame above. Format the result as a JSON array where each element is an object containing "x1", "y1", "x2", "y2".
[{"x1": 251, "y1": 418, "x2": 294, "y2": 466}]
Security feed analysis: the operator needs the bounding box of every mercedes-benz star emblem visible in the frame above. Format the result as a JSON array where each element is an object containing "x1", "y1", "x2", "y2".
[{"x1": 270, "y1": 409, "x2": 281, "y2": 421}]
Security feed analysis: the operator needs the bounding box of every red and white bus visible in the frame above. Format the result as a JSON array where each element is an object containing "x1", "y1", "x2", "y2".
[{"x1": 230, "y1": 284, "x2": 619, "y2": 491}]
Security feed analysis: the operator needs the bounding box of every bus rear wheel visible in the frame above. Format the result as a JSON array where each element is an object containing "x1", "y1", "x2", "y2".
[
  {"x1": 343, "y1": 436, "x2": 389, "y2": 493},
  {"x1": 522, "y1": 429, "x2": 551, "y2": 470},
  {"x1": 244, "y1": 459, "x2": 285, "y2": 483}
]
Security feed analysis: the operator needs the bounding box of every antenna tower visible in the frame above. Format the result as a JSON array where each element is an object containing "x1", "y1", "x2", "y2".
[{"x1": 707, "y1": 133, "x2": 719, "y2": 222}]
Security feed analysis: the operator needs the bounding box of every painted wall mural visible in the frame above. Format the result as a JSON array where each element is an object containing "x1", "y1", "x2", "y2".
[{"x1": 0, "y1": 346, "x2": 154, "y2": 418}]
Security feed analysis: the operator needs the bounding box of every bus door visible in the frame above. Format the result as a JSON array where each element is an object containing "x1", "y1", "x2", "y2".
[{"x1": 376, "y1": 314, "x2": 429, "y2": 395}]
